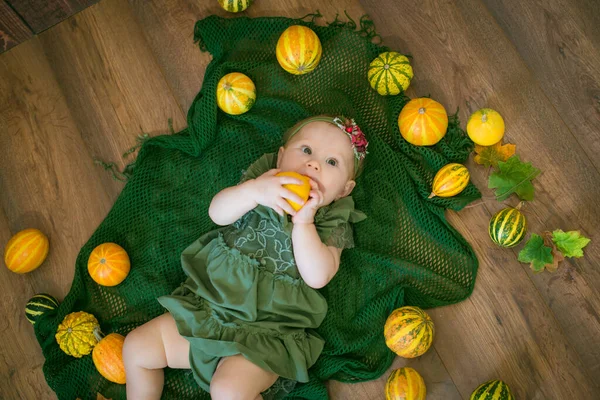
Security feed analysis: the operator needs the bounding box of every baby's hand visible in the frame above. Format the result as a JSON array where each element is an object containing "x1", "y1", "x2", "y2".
[
  {"x1": 249, "y1": 169, "x2": 306, "y2": 216},
  {"x1": 292, "y1": 179, "x2": 324, "y2": 224}
]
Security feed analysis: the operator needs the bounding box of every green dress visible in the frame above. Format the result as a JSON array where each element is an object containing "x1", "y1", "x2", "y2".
[{"x1": 158, "y1": 153, "x2": 367, "y2": 392}]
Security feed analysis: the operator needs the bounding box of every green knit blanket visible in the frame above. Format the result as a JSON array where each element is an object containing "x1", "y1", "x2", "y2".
[{"x1": 34, "y1": 13, "x2": 480, "y2": 400}]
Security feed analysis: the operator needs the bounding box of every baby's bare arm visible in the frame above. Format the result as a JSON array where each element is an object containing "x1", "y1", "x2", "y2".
[
  {"x1": 292, "y1": 222, "x2": 342, "y2": 289},
  {"x1": 208, "y1": 180, "x2": 258, "y2": 225},
  {"x1": 208, "y1": 169, "x2": 305, "y2": 226}
]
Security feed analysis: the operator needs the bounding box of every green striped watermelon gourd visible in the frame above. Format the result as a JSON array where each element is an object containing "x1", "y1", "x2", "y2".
[
  {"x1": 470, "y1": 380, "x2": 514, "y2": 400},
  {"x1": 489, "y1": 206, "x2": 527, "y2": 248},
  {"x1": 25, "y1": 293, "x2": 59, "y2": 324},
  {"x1": 368, "y1": 52, "x2": 413, "y2": 96},
  {"x1": 218, "y1": 0, "x2": 253, "y2": 13}
]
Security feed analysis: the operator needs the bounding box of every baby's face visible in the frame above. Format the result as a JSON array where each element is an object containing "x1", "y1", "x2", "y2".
[{"x1": 277, "y1": 121, "x2": 356, "y2": 206}]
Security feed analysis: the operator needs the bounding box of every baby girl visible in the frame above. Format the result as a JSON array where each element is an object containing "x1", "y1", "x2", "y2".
[{"x1": 122, "y1": 115, "x2": 368, "y2": 399}]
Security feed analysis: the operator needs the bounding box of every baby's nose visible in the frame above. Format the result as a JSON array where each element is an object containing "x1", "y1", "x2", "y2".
[{"x1": 306, "y1": 160, "x2": 320, "y2": 171}]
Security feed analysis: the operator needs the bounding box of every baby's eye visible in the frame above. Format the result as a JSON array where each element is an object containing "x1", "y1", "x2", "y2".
[
  {"x1": 302, "y1": 146, "x2": 312, "y2": 155},
  {"x1": 326, "y1": 158, "x2": 338, "y2": 166}
]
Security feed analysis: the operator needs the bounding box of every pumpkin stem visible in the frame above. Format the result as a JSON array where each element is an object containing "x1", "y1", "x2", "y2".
[
  {"x1": 428, "y1": 192, "x2": 436, "y2": 199},
  {"x1": 93, "y1": 326, "x2": 105, "y2": 343},
  {"x1": 515, "y1": 201, "x2": 524, "y2": 211},
  {"x1": 222, "y1": 83, "x2": 231, "y2": 91},
  {"x1": 481, "y1": 114, "x2": 488, "y2": 123},
  {"x1": 418, "y1": 107, "x2": 426, "y2": 114}
]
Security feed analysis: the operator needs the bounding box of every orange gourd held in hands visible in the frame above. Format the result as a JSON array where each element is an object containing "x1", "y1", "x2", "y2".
[{"x1": 275, "y1": 172, "x2": 311, "y2": 212}]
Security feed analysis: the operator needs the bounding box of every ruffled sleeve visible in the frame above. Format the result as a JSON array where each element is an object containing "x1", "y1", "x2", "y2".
[
  {"x1": 239, "y1": 153, "x2": 277, "y2": 183},
  {"x1": 314, "y1": 196, "x2": 367, "y2": 249}
]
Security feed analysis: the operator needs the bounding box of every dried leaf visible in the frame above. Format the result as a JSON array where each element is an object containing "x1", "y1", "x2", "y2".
[
  {"x1": 488, "y1": 155, "x2": 540, "y2": 201},
  {"x1": 518, "y1": 233, "x2": 554, "y2": 272},
  {"x1": 97, "y1": 393, "x2": 112, "y2": 400},
  {"x1": 474, "y1": 141, "x2": 516, "y2": 168},
  {"x1": 541, "y1": 231, "x2": 564, "y2": 273},
  {"x1": 552, "y1": 229, "x2": 591, "y2": 258}
]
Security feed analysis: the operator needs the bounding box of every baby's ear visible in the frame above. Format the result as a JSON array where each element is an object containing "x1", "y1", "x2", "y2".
[
  {"x1": 338, "y1": 180, "x2": 356, "y2": 199},
  {"x1": 276, "y1": 146, "x2": 285, "y2": 168}
]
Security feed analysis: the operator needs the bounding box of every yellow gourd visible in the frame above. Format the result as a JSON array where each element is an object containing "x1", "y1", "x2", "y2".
[
  {"x1": 55, "y1": 311, "x2": 100, "y2": 358},
  {"x1": 466, "y1": 108, "x2": 505, "y2": 146}
]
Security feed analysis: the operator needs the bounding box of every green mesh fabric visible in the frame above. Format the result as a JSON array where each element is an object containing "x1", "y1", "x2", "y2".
[{"x1": 34, "y1": 13, "x2": 480, "y2": 400}]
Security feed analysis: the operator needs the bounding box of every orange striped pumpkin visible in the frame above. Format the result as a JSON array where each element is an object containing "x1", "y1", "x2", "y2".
[
  {"x1": 429, "y1": 163, "x2": 470, "y2": 198},
  {"x1": 384, "y1": 306, "x2": 434, "y2": 358},
  {"x1": 276, "y1": 25, "x2": 322, "y2": 75},
  {"x1": 4, "y1": 228, "x2": 49, "y2": 273},
  {"x1": 93, "y1": 332, "x2": 126, "y2": 384},
  {"x1": 216, "y1": 72, "x2": 256, "y2": 115},
  {"x1": 398, "y1": 98, "x2": 448, "y2": 146},
  {"x1": 385, "y1": 367, "x2": 426, "y2": 400},
  {"x1": 88, "y1": 243, "x2": 130, "y2": 286}
]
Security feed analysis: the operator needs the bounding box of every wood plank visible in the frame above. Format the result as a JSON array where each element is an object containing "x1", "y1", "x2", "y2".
[
  {"x1": 328, "y1": 349, "x2": 462, "y2": 399},
  {"x1": 480, "y1": 0, "x2": 600, "y2": 173},
  {"x1": 38, "y1": 0, "x2": 187, "y2": 203},
  {"x1": 0, "y1": 37, "x2": 115, "y2": 400},
  {"x1": 360, "y1": 0, "x2": 600, "y2": 398},
  {"x1": 0, "y1": 0, "x2": 187, "y2": 398},
  {"x1": 8, "y1": 0, "x2": 99, "y2": 33},
  {"x1": 0, "y1": 0, "x2": 32, "y2": 53}
]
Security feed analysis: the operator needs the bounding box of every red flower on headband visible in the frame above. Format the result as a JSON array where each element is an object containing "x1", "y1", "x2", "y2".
[{"x1": 333, "y1": 117, "x2": 369, "y2": 161}]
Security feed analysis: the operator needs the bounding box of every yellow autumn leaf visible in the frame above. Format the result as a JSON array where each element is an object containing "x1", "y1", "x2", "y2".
[
  {"x1": 474, "y1": 141, "x2": 516, "y2": 168},
  {"x1": 97, "y1": 393, "x2": 112, "y2": 400}
]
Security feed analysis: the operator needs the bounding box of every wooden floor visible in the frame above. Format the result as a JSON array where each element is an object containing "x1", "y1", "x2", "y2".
[{"x1": 1, "y1": 0, "x2": 599, "y2": 398}]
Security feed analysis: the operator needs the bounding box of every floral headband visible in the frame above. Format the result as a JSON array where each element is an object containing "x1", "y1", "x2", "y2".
[{"x1": 284, "y1": 115, "x2": 369, "y2": 175}]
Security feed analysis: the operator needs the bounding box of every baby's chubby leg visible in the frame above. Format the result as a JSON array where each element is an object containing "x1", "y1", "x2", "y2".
[
  {"x1": 211, "y1": 354, "x2": 279, "y2": 400},
  {"x1": 122, "y1": 313, "x2": 190, "y2": 400}
]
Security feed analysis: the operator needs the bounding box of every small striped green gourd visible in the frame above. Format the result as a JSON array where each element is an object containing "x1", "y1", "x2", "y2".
[
  {"x1": 470, "y1": 380, "x2": 514, "y2": 400},
  {"x1": 489, "y1": 205, "x2": 527, "y2": 248},
  {"x1": 385, "y1": 367, "x2": 426, "y2": 400},
  {"x1": 384, "y1": 306, "x2": 434, "y2": 358},
  {"x1": 429, "y1": 163, "x2": 470, "y2": 198},
  {"x1": 218, "y1": 0, "x2": 253, "y2": 12},
  {"x1": 368, "y1": 52, "x2": 413, "y2": 96},
  {"x1": 25, "y1": 293, "x2": 59, "y2": 324}
]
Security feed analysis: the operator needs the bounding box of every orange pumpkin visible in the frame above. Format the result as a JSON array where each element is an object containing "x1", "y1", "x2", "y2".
[
  {"x1": 275, "y1": 171, "x2": 311, "y2": 211},
  {"x1": 398, "y1": 98, "x2": 448, "y2": 146},
  {"x1": 385, "y1": 367, "x2": 426, "y2": 400},
  {"x1": 4, "y1": 228, "x2": 49, "y2": 273},
  {"x1": 92, "y1": 331, "x2": 126, "y2": 384},
  {"x1": 88, "y1": 243, "x2": 130, "y2": 286},
  {"x1": 276, "y1": 25, "x2": 322, "y2": 75},
  {"x1": 384, "y1": 306, "x2": 434, "y2": 358}
]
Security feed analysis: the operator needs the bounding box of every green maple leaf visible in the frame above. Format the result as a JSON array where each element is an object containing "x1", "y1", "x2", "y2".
[
  {"x1": 552, "y1": 230, "x2": 591, "y2": 258},
  {"x1": 518, "y1": 234, "x2": 554, "y2": 272},
  {"x1": 488, "y1": 155, "x2": 540, "y2": 201}
]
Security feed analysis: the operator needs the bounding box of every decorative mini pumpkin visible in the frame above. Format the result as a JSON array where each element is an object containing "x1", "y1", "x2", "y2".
[
  {"x1": 4, "y1": 228, "x2": 49, "y2": 273},
  {"x1": 276, "y1": 25, "x2": 322, "y2": 75},
  {"x1": 384, "y1": 306, "x2": 434, "y2": 358},
  {"x1": 368, "y1": 52, "x2": 413, "y2": 96},
  {"x1": 385, "y1": 367, "x2": 426, "y2": 400},
  {"x1": 467, "y1": 108, "x2": 505, "y2": 146},
  {"x1": 93, "y1": 331, "x2": 126, "y2": 384},
  {"x1": 275, "y1": 172, "x2": 311, "y2": 212},
  {"x1": 218, "y1": 0, "x2": 253, "y2": 12},
  {"x1": 429, "y1": 163, "x2": 470, "y2": 198},
  {"x1": 489, "y1": 206, "x2": 527, "y2": 248},
  {"x1": 470, "y1": 380, "x2": 514, "y2": 400},
  {"x1": 25, "y1": 293, "x2": 59, "y2": 325},
  {"x1": 216, "y1": 72, "x2": 256, "y2": 115},
  {"x1": 55, "y1": 311, "x2": 100, "y2": 357},
  {"x1": 88, "y1": 243, "x2": 131, "y2": 286},
  {"x1": 398, "y1": 98, "x2": 448, "y2": 146}
]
